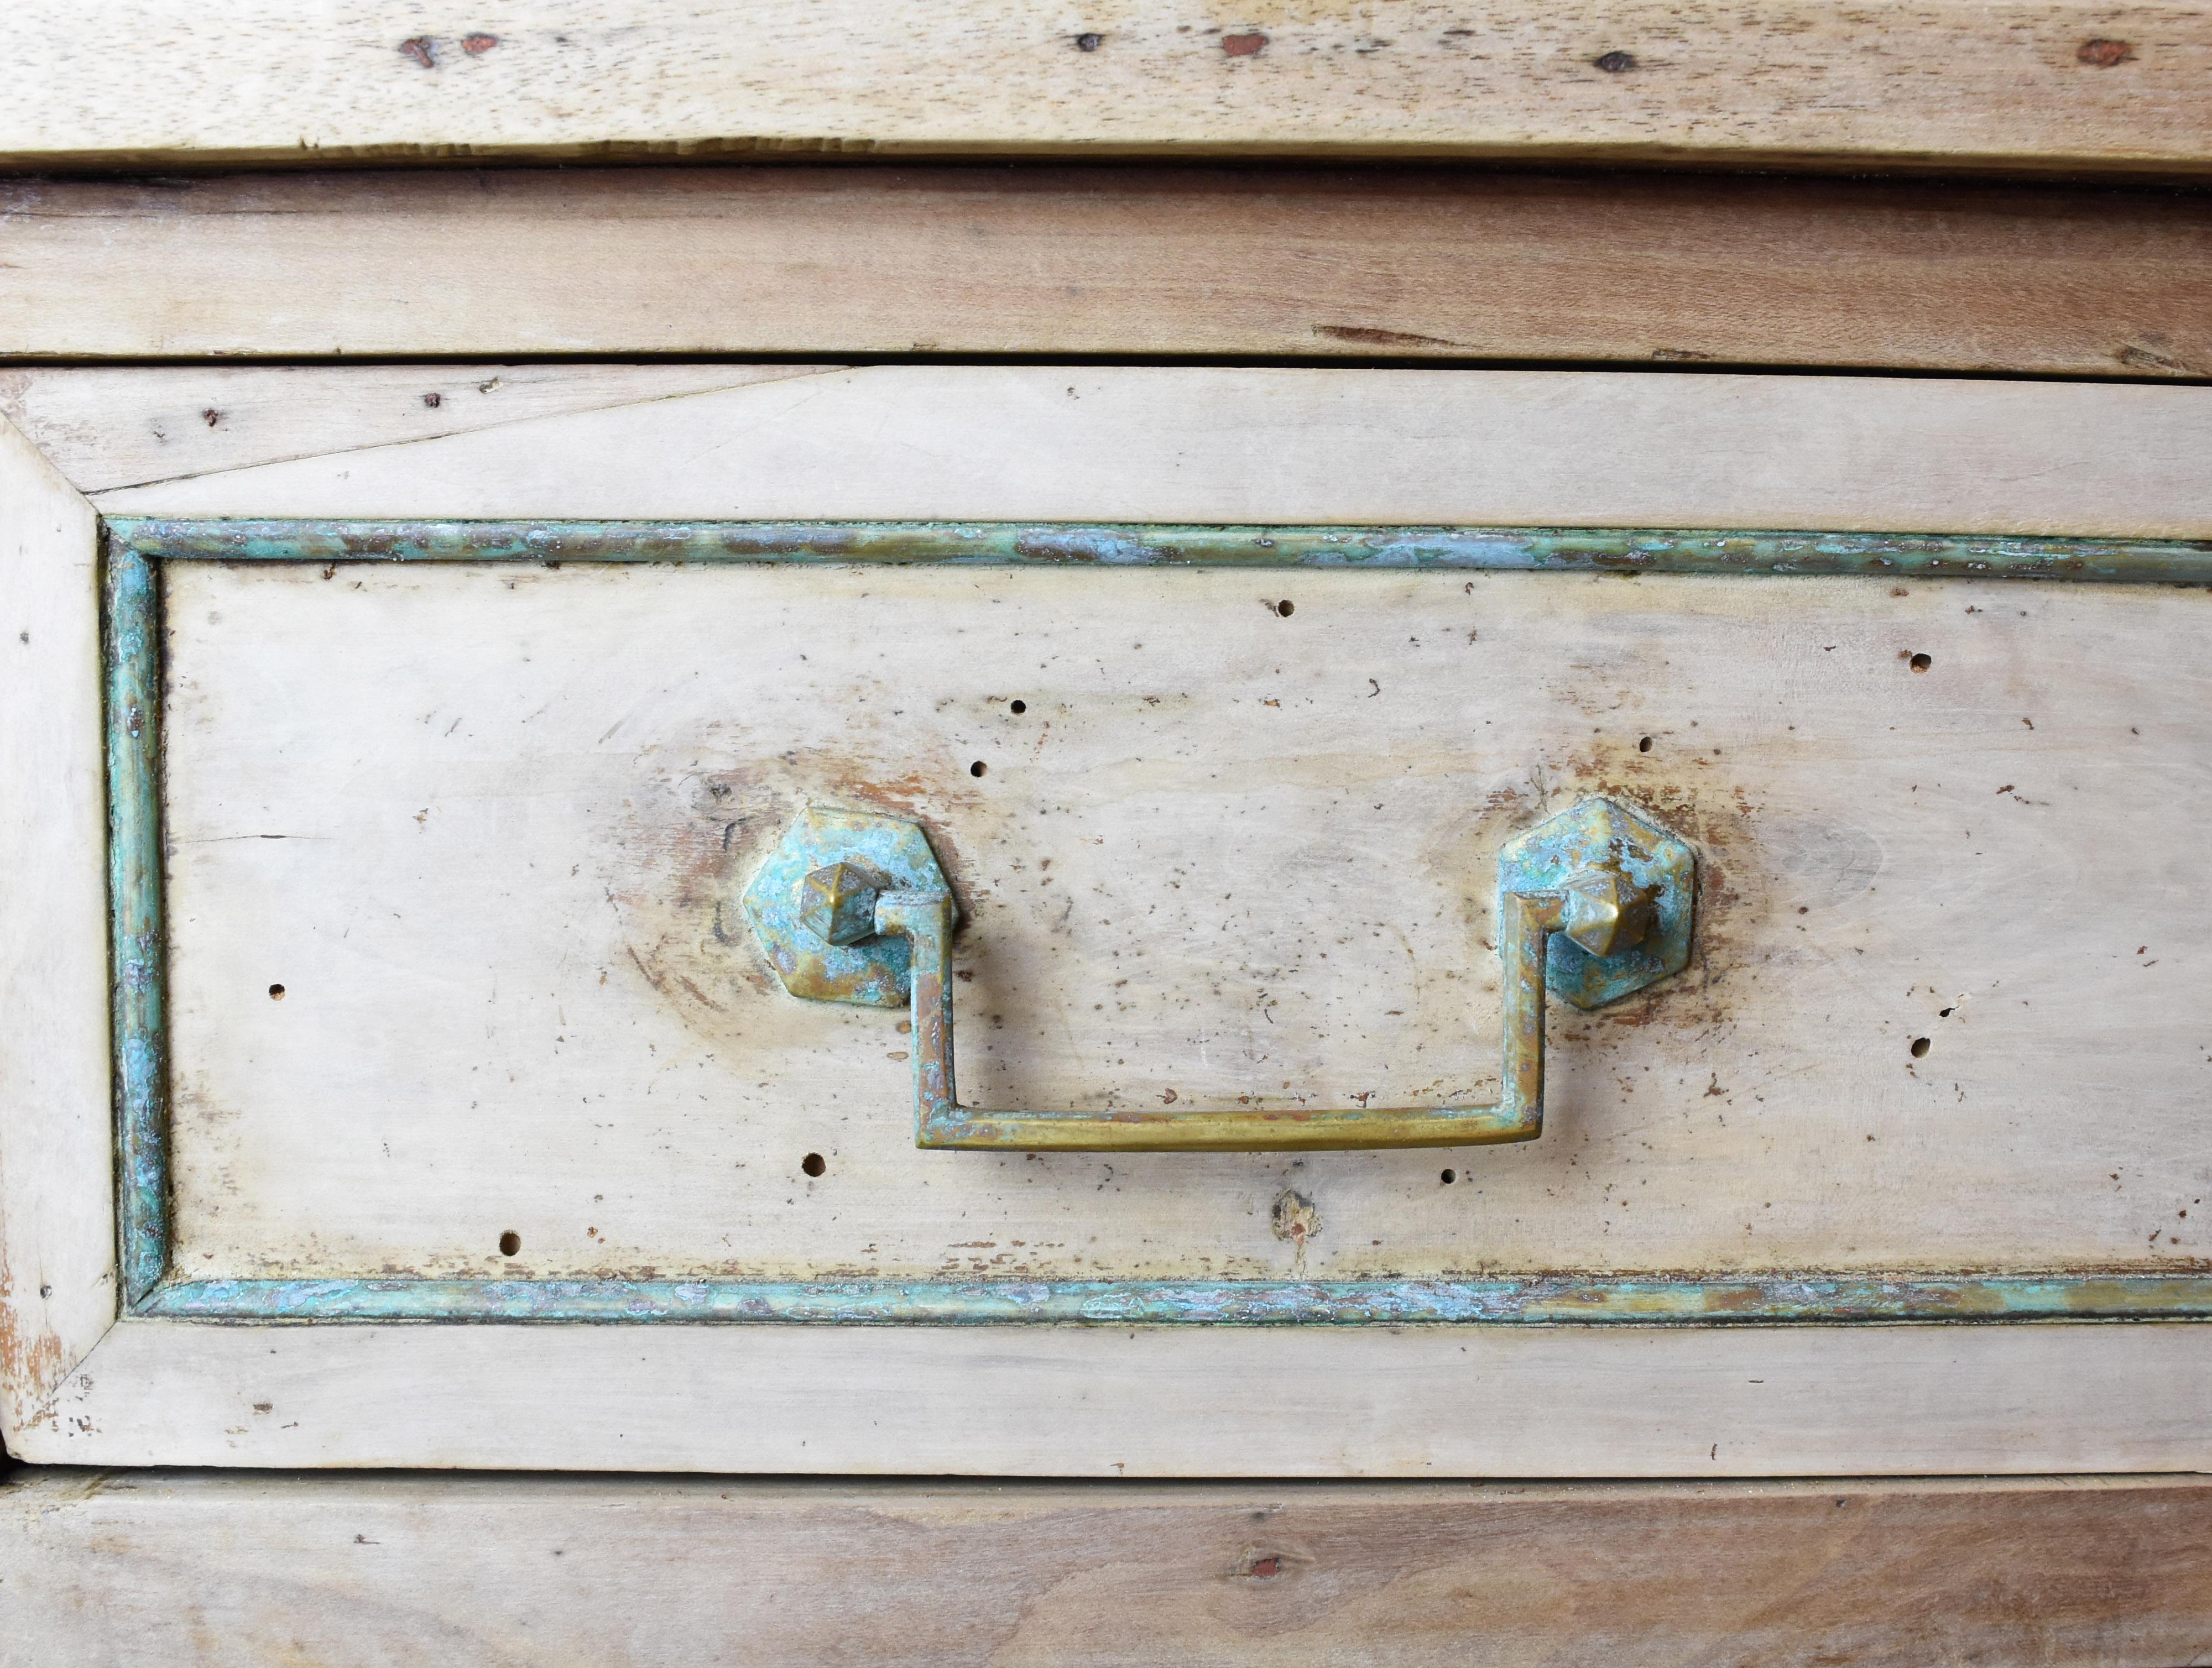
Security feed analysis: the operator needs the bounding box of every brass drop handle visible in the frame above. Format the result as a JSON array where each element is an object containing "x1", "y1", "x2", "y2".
[{"x1": 744, "y1": 799, "x2": 1694, "y2": 1152}]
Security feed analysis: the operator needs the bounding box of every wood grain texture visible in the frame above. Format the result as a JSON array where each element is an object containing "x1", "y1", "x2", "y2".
[
  {"x1": 4, "y1": 168, "x2": 2211, "y2": 373},
  {"x1": 2, "y1": 3, "x2": 2211, "y2": 172},
  {"x1": 82, "y1": 366, "x2": 2212, "y2": 537},
  {"x1": 17, "y1": 1317, "x2": 2212, "y2": 1472},
  {"x1": 0, "y1": 365, "x2": 835, "y2": 495},
  {"x1": 4, "y1": 1471, "x2": 2210, "y2": 1668},
  {"x1": 156, "y1": 564, "x2": 2212, "y2": 1283},
  {"x1": 0, "y1": 416, "x2": 114, "y2": 1447}
]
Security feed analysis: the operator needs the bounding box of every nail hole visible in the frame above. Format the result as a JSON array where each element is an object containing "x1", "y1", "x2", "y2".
[
  {"x1": 1274, "y1": 599, "x2": 1295, "y2": 617},
  {"x1": 268, "y1": 983, "x2": 286, "y2": 1000},
  {"x1": 969, "y1": 760, "x2": 987, "y2": 777},
  {"x1": 1074, "y1": 30, "x2": 1102, "y2": 50},
  {"x1": 801, "y1": 1152, "x2": 826, "y2": 1177},
  {"x1": 497, "y1": 1230, "x2": 521, "y2": 1256},
  {"x1": 1009, "y1": 699, "x2": 1026, "y2": 714},
  {"x1": 1439, "y1": 1168, "x2": 1457, "y2": 1184},
  {"x1": 1910, "y1": 1037, "x2": 1931, "y2": 1058},
  {"x1": 1637, "y1": 736, "x2": 1653, "y2": 753},
  {"x1": 1908, "y1": 652, "x2": 1932, "y2": 673}
]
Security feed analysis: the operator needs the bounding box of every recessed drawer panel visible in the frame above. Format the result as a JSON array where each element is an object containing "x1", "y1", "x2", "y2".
[{"x1": 132, "y1": 536, "x2": 2209, "y2": 1311}]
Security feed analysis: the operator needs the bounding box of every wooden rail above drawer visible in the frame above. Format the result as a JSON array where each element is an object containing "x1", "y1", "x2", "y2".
[{"x1": 1, "y1": 166, "x2": 2207, "y2": 376}]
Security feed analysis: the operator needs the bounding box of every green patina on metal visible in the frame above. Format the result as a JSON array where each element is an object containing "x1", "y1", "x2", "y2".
[
  {"x1": 742, "y1": 806, "x2": 954, "y2": 1008},
  {"x1": 101, "y1": 517, "x2": 2212, "y2": 582},
  {"x1": 765, "y1": 800, "x2": 1682, "y2": 1152},
  {"x1": 135, "y1": 1273, "x2": 2212, "y2": 1325},
  {"x1": 1494, "y1": 798, "x2": 1693, "y2": 1011},
  {"x1": 103, "y1": 540, "x2": 170, "y2": 1306},
  {"x1": 101, "y1": 517, "x2": 2212, "y2": 1325}
]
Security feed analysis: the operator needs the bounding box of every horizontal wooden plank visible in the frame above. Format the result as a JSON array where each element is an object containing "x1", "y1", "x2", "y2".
[
  {"x1": 4, "y1": 1471, "x2": 2210, "y2": 1667},
  {"x1": 16, "y1": 1318, "x2": 2212, "y2": 1474},
  {"x1": 4, "y1": 4, "x2": 2211, "y2": 173},
  {"x1": 3, "y1": 168, "x2": 2210, "y2": 372},
  {"x1": 77, "y1": 365, "x2": 2212, "y2": 538}
]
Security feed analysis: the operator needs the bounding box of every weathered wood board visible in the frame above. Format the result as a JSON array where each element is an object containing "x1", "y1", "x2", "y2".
[
  {"x1": 3, "y1": 168, "x2": 2209, "y2": 374},
  {"x1": 6, "y1": 1471, "x2": 2210, "y2": 1668},
  {"x1": 161, "y1": 561, "x2": 2212, "y2": 1283},
  {"x1": 0, "y1": 421, "x2": 113, "y2": 1436},
  {"x1": 0, "y1": 365, "x2": 826, "y2": 496},
  {"x1": 84, "y1": 367, "x2": 2212, "y2": 538},
  {"x1": 18, "y1": 1317, "x2": 2212, "y2": 1472},
  {"x1": 3, "y1": 3, "x2": 2210, "y2": 172}
]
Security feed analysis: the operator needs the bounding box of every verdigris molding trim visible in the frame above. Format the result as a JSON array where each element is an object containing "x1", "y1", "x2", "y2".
[{"x1": 105, "y1": 519, "x2": 2212, "y2": 582}]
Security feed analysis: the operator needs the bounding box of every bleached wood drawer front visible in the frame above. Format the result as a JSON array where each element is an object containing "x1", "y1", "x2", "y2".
[{"x1": 6, "y1": 367, "x2": 2212, "y2": 1474}]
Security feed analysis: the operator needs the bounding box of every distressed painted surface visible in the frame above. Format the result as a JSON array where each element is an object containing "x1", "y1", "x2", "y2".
[
  {"x1": 116, "y1": 534, "x2": 2212, "y2": 1323},
  {"x1": 104, "y1": 517, "x2": 2212, "y2": 582}
]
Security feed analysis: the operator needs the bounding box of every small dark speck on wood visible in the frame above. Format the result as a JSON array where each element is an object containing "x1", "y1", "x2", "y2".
[
  {"x1": 422, "y1": 391, "x2": 443, "y2": 408},
  {"x1": 1593, "y1": 50, "x2": 1637, "y2": 72},
  {"x1": 201, "y1": 409, "x2": 220, "y2": 427},
  {"x1": 1074, "y1": 32, "x2": 1102, "y2": 50},
  {"x1": 399, "y1": 36, "x2": 437, "y2": 68},
  {"x1": 1222, "y1": 32, "x2": 1267, "y2": 56},
  {"x1": 463, "y1": 33, "x2": 499, "y2": 54},
  {"x1": 2077, "y1": 37, "x2": 2133, "y2": 66}
]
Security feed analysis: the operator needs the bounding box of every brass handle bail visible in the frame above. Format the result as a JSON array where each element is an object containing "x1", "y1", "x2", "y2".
[{"x1": 744, "y1": 798, "x2": 1695, "y2": 1152}]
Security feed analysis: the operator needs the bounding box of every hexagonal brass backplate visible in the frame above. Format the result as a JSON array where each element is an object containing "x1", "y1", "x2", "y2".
[
  {"x1": 742, "y1": 806, "x2": 953, "y2": 1008},
  {"x1": 1495, "y1": 798, "x2": 1695, "y2": 1010}
]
